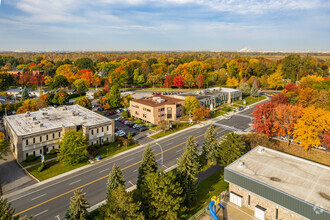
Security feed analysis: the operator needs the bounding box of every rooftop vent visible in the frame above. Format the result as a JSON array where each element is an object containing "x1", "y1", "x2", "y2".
[
  {"x1": 33, "y1": 117, "x2": 37, "y2": 121},
  {"x1": 258, "y1": 147, "x2": 265, "y2": 153},
  {"x1": 83, "y1": 116, "x2": 88, "y2": 119},
  {"x1": 152, "y1": 97, "x2": 161, "y2": 101},
  {"x1": 157, "y1": 98, "x2": 165, "y2": 103},
  {"x1": 39, "y1": 123, "x2": 43, "y2": 127},
  {"x1": 62, "y1": 106, "x2": 67, "y2": 111},
  {"x1": 33, "y1": 121, "x2": 40, "y2": 125},
  {"x1": 25, "y1": 111, "x2": 31, "y2": 117},
  {"x1": 42, "y1": 112, "x2": 48, "y2": 116},
  {"x1": 238, "y1": 161, "x2": 245, "y2": 168}
]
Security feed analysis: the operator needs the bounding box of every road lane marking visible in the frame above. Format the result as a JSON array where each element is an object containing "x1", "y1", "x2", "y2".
[
  {"x1": 133, "y1": 169, "x2": 138, "y2": 172},
  {"x1": 31, "y1": 193, "x2": 46, "y2": 201},
  {"x1": 13, "y1": 126, "x2": 222, "y2": 217},
  {"x1": 55, "y1": 215, "x2": 60, "y2": 220},
  {"x1": 125, "y1": 158, "x2": 134, "y2": 163},
  {"x1": 34, "y1": 209, "x2": 48, "y2": 217},
  {"x1": 128, "y1": 181, "x2": 134, "y2": 186},
  {"x1": 176, "y1": 149, "x2": 182, "y2": 153},
  {"x1": 68, "y1": 179, "x2": 81, "y2": 186},
  {"x1": 166, "y1": 142, "x2": 173, "y2": 145},
  {"x1": 163, "y1": 165, "x2": 168, "y2": 169},
  {"x1": 99, "y1": 168, "x2": 109, "y2": 173}
]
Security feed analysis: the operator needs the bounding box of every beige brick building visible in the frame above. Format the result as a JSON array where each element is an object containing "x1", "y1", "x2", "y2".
[
  {"x1": 4, "y1": 105, "x2": 115, "y2": 162},
  {"x1": 130, "y1": 95, "x2": 185, "y2": 125},
  {"x1": 224, "y1": 146, "x2": 330, "y2": 220}
]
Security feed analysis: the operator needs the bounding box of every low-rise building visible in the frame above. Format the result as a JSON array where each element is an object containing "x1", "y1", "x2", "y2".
[
  {"x1": 4, "y1": 104, "x2": 115, "y2": 162},
  {"x1": 174, "y1": 87, "x2": 242, "y2": 108},
  {"x1": 6, "y1": 88, "x2": 32, "y2": 99},
  {"x1": 29, "y1": 88, "x2": 53, "y2": 98},
  {"x1": 86, "y1": 89, "x2": 99, "y2": 99},
  {"x1": 130, "y1": 95, "x2": 185, "y2": 125},
  {"x1": 224, "y1": 146, "x2": 330, "y2": 220}
]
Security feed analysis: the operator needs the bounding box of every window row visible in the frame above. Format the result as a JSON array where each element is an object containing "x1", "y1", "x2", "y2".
[
  {"x1": 90, "y1": 126, "x2": 109, "y2": 135},
  {"x1": 25, "y1": 132, "x2": 61, "y2": 146}
]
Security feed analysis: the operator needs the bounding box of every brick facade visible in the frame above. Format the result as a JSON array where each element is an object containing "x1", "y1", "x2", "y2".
[{"x1": 229, "y1": 183, "x2": 306, "y2": 220}]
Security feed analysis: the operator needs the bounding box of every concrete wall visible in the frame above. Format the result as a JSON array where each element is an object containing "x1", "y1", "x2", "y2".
[{"x1": 229, "y1": 183, "x2": 306, "y2": 220}]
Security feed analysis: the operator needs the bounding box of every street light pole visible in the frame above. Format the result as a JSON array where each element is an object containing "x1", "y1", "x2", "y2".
[{"x1": 156, "y1": 143, "x2": 163, "y2": 167}]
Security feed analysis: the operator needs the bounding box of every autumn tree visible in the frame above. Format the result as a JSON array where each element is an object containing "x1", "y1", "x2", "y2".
[
  {"x1": 313, "y1": 90, "x2": 330, "y2": 110},
  {"x1": 321, "y1": 131, "x2": 330, "y2": 151},
  {"x1": 184, "y1": 96, "x2": 200, "y2": 115},
  {"x1": 176, "y1": 136, "x2": 199, "y2": 207},
  {"x1": 252, "y1": 102, "x2": 277, "y2": 137},
  {"x1": 65, "y1": 190, "x2": 89, "y2": 220},
  {"x1": 173, "y1": 76, "x2": 185, "y2": 88},
  {"x1": 57, "y1": 130, "x2": 88, "y2": 165},
  {"x1": 192, "y1": 105, "x2": 210, "y2": 120},
  {"x1": 238, "y1": 82, "x2": 250, "y2": 96},
  {"x1": 270, "y1": 93, "x2": 288, "y2": 105},
  {"x1": 74, "y1": 97, "x2": 92, "y2": 109},
  {"x1": 293, "y1": 106, "x2": 330, "y2": 151},
  {"x1": 52, "y1": 90, "x2": 69, "y2": 105},
  {"x1": 226, "y1": 77, "x2": 239, "y2": 88},
  {"x1": 273, "y1": 104, "x2": 304, "y2": 145},
  {"x1": 164, "y1": 74, "x2": 173, "y2": 88},
  {"x1": 196, "y1": 74, "x2": 204, "y2": 89},
  {"x1": 297, "y1": 87, "x2": 317, "y2": 107},
  {"x1": 267, "y1": 65, "x2": 285, "y2": 89},
  {"x1": 73, "y1": 79, "x2": 89, "y2": 95}
]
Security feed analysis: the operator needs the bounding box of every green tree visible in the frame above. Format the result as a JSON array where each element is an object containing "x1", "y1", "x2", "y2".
[
  {"x1": 133, "y1": 68, "x2": 140, "y2": 84},
  {"x1": 21, "y1": 87, "x2": 29, "y2": 101},
  {"x1": 0, "y1": 196, "x2": 15, "y2": 219},
  {"x1": 107, "y1": 84, "x2": 122, "y2": 108},
  {"x1": 184, "y1": 96, "x2": 200, "y2": 115},
  {"x1": 65, "y1": 190, "x2": 89, "y2": 220},
  {"x1": 238, "y1": 82, "x2": 250, "y2": 96},
  {"x1": 57, "y1": 130, "x2": 88, "y2": 165},
  {"x1": 51, "y1": 75, "x2": 69, "y2": 89},
  {"x1": 127, "y1": 132, "x2": 132, "y2": 140},
  {"x1": 219, "y1": 132, "x2": 248, "y2": 166},
  {"x1": 250, "y1": 82, "x2": 259, "y2": 97},
  {"x1": 0, "y1": 132, "x2": 8, "y2": 160},
  {"x1": 141, "y1": 171, "x2": 184, "y2": 219},
  {"x1": 138, "y1": 74, "x2": 145, "y2": 85},
  {"x1": 101, "y1": 64, "x2": 108, "y2": 77},
  {"x1": 74, "y1": 58, "x2": 94, "y2": 70},
  {"x1": 282, "y1": 54, "x2": 301, "y2": 82},
  {"x1": 73, "y1": 79, "x2": 89, "y2": 95},
  {"x1": 176, "y1": 136, "x2": 199, "y2": 207},
  {"x1": 202, "y1": 124, "x2": 219, "y2": 164},
  {"x1": 106, "y1": 163, "x2": 125, "y2": 197},
  {"x1": 137, "y1": 144, "x2": 157, "y2": 189},
  {"x1": 103, "y1": 185, "x2": 144, "y2": 220},
  {"x1": 0, "y1": 72, "x2": 14, "y2": 91},
  {"x1": 52, "y1": 90, "x2": 69, "y2": 105},
  {"x1": 74, "y1": 97, "x2": 92, "y2": 109}
]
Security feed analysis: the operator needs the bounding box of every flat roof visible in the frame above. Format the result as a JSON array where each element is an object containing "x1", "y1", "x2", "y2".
[
  {"x1": 226, "y1": 146, "x2": 330, "y2": 211},
  {"x1": 4, "y1": 104, "x2": 112, "y2": 136},
  {"x1": 131, "y1": 94, "x2": 184, "y2": 107}
]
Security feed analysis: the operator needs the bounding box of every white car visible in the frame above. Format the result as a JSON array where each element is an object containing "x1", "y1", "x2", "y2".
[
  {"x1": 115, "y1": 130, "x2": 125, "y2": 137},
  {"x1": 224, "y1": 116, "x2": 231, "y2": 120}
]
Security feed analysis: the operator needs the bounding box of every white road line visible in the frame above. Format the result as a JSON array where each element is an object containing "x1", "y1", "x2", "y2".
[
  {"x1": 196, "y1": 130, "x2": 203, "y2": 134},
  {"x1": 31, "y1": 193, "x2": 46, "y2": 201},
  {"x1": 133, "y1": 169, "x2": 138, "y2": 172},
  {"x1": 99, "y1": 168, "x2": 109, "y2": 173},
  {"x1": 68, "y1": 179, "x2": 81, "y2": 186},
  {"x1": 34, "y1": 209, "x2": 48, "y2": 217},
  {"x1": 125, "y1": 158, "x2": 134, "y2": 163},
  {"x1": 176, "y1": 149, "x2": 182, "y2": 153},
  {"x1": 55, "y1": 215, "x2": 61, "y2": 220},
  {"x1": 156, "y1": 158, "x2": 162, "y2": 162},
  {"x1": 128, "y1": 181, "x2": 134, "y2": 186},
  {"x1": 166, "y1": 142, "x2": 173, "y2": 146},
  {"x1": 163, "y1": 165, "x2": 168, "y2": 169}
]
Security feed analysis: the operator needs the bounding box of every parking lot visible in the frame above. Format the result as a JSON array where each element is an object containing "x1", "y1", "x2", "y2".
[{"x1": 99, "y1": 111, "x2": 155, "y2": 145}]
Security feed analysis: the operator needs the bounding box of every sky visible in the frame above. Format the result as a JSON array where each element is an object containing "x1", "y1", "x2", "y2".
[{"x1": 0, "y1": 0, "x2": 329, "y2": 52}]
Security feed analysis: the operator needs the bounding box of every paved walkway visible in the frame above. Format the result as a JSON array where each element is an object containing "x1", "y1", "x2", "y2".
[{"x1": 0, "y1": 151, "x2": 36, "y2": 195}]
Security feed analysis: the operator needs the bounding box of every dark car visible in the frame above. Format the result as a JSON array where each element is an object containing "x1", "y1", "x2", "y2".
[
  {"x1": 129, "y1": 122, "x2": 136, "y2": 127},
  {"x1": 134, "y1": 124, "x2": 142, "y2": 130},
  {"x1": 109, "y1": 111, "x2": 115, "y2": 115},
  {"x1": 97, "y1": 107, "x2": 104, "y2": 111},
  {"x1": 104, "y1": 112, "x2": 110, "y2": 116},
  {"x1": 139, "y1": 127, "x2": 148, "y2": 132},
  {"x1": 115, "y1": 127, "x2": 119, "y2": 132}
]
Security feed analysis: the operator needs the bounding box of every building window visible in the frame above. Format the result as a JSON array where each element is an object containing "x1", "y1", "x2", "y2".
[
  {"x1": 92, "y1": 130, "x2": 94, "y2": 135},
  {"x1": 33, "y1": 138, "x2": 35, "y2": 144},
  {"x1": 276, "y1": 207, "x2": 278, "y2": 220},
  {"x1": 46, "y1": 147, "x2": 48, "y2": 152},
  {"x1": 46, "y1": 135, "x2": 48, "y2": 141},
  {"x1": 97, "y1": 128, "x2": 99, "y2": 133},
  {"x1": 26, "y1": 153, "x2": 28, "y2": 158},
  {"x1": 248, "y1": 194, "x2": 250, "y2": 207},
  {"x1": 33, "y1": 151, "x2": 35, "y2": 155},
  {"x1": 53, "y1": 133, "x2": 55, "y2": 139},
  {"x1": 102, "y1": 127, "x2": 104, "y2": 132},
  {"x1": 107, "y1": 138, "x2": 108, "y2": 141},
  {"x1": 26, "y1": 139, "x2": 28, "y2": 145},
  {"x1": 40, "y1": 136, "x2": 42, "y2": 142},
  {"x1": 107, "y1": 126, "x2": 109, "y2": 131},
  {"x1": 53, "y1": 146, "x2": 55, "y2": 149},
  {"x1": 40, "y1": 149, "x2": 42, "y2": 154},
  {"x1": 59, "y1": 132, "x2": 61, "y2": 137}
]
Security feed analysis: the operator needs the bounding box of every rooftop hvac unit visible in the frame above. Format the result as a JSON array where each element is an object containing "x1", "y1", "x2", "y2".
[
  {"x1": 34, "y1": 121, "x2": 40, "y2": 125},
  {"x1": 62, "y1": 106, "x2": 67, "y2": 111},
  {"x1": 83, "y1": 116, "x2": 88, "y2": 119},
  {"x1": 258, "y1": 147, "x2": 265, "y2": 153},
  {"x1": 33, "y1": 117, "x2": 37, "y2": 121},
  {"x1": 157, "y1": 98, "x2": 165, "y2": 103},
  {"x1": 39, "y1": 123, "x2": 43, "y2": 127},
  {"x1": 42, "y1": 112, "x2": 48, "y2": 116},
  {"x1": 25, "y1": 111, "x2": 31, "y2": 116},
  {"x1": 152, "y1": 97, "x2": 161, "y2": 101},
  {"x1": 238, "y1": 161, "x2": 245, "y2": 168}
]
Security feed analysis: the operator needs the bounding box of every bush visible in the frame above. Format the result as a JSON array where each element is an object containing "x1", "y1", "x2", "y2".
[
  {"x1": 136, "y1": 119, "x2": 143, "y2": 124},
  {"x1": 38, "y1": 162, "x2": 45, "y2": 172},
  {"x1": 222, "y1": 106, "x2": 232, "y2": 112},
  {"x1": 25, "y1": 155, "x2": 37, "y2": 162},
  {"x1": 103, "y1": 141, "x2": 110, "y2": 146},
  {"x1": 121, "y1": 110, "x2": 130, "y2": 118},
  {"x1": 87, "y1": 145, "x2": 99, "y2": 157},
  {"x1": 49, "y1": 149, "x2": 58, "y2": 155},
  {"x1": 93, "y1": 143, "x2": 101, "y2": 149}
]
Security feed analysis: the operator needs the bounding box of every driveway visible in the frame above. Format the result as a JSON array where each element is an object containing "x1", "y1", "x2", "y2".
[{"x1": 0, "y1": 151, "x2": 37, "y2": 195}]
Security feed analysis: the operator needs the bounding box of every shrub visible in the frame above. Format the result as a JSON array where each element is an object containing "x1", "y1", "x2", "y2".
[
  {"x1": 121, "y1": 110, "x2": 130, "y2": 118},
  {"x1": 103, "y1": 141, "x2": 110, "y2": 146},
  {"x1": 129, "y1": 116, "x2": 134, "y2": 121},
  {"x1": 93, "y1": 143, "x2": 101, "y2": 149},
  {"x1": 49, "y1": 149, "x2": 58, "y2": 155},
  {"x1": 87, "y1": 145, "x2": 99, "y2": 157},
  {"x1": 136, "y1": 119, "x2": 143, "y2": 124},
  {"x1": 38, "y1": 162, "x2": 45, "y2": 172},
  {"x1": 222, "y1": 106, "x2": 232, "y2": 112},
  {"x1": 25, "y1": 155, "x2": 37, "y2": 162}
]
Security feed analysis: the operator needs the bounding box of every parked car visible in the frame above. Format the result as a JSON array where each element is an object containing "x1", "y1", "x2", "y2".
[
  {"x1": 129, "y1": 122, "x2": 136, "y2": 127},
  {"x1": 115, "y1": 130, "x2": 125, "y2": 136},
  {"x1": 124, "y1": 120, "x2": 130, "y2": 125},
  {"x1": 97, "y1": 107, "x2": 104, "y2": 111},
  {"x1": 104, "y1": 112, "x2": 110, "y2": 116},
  {"x1": 115, "y1": 117, "x2": 123, "y2": 121},
  {"x1": 121, "y1": 119, "x2": 126, "y2": 124},
  {"x1": 109, "y1": 111, "x2": 115, "y2": 115},
  {"x1": 139, "y1": 127, "x2": 148, "y2": 132},
  {"x1": 134, "y1": 124, "x2": 143, "y2": 130},
  {"x1": 224, "y1": 116, "x2": 231, "y2": 120}
]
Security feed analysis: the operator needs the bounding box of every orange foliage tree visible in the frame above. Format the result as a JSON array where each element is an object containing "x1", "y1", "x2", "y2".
[{"x1": 192, "y1": 105, "x2": 210, "y2": 120}]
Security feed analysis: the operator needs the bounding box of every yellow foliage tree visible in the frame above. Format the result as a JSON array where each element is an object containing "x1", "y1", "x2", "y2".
[
  {"x1": 299, "y1": 75, "x2": 324, "y2": 88},
  {"x1": 293, "y1": 106, "x2": 330, "y2": 151},
  {"x1": 226, "y1": 77, "x2": 239, "y2": 88},
  {"x1": 267, "y1": 65, "x2": 285, "y2": 89}
]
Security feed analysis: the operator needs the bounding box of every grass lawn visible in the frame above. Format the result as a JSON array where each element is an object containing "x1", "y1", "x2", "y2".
[
  {"x1": 150, "y1": 123, "x2": 194, "y2": 139},
  {"x1": 210, "y1": 110, "x2": 226, "y2": 118},
  {"x1": 235, "y1": 96, "x2": 267, "y2": 106},
  {"x1": 27, "y1": 141, "x2": 139, "y2": 181},
  {"x1": 69, "y1": 95, "x2": 85, "y2": 101},
  {"x1": 184, "y1": 168, "x2": 229, "y2": 218},
  {"x1": 20, "y1": 153, "x2": 57, "y2": 167}
]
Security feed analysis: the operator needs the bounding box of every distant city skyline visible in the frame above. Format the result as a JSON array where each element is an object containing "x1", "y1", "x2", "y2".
[{"x1": 0, "y1": 0, "x2": 329, "y2": 52}]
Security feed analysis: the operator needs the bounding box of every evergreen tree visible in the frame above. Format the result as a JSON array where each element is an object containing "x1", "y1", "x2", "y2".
[
  {"x1": 65, "y1": 190, "x2": 89, "y2": 220},
  {"x1": 106, "y1": 163, "x2": 125, "y2": 198},
  {"x1": 103, "y1": 185, "x2": 144, "y2": 220},
  {"x1": 108, "y1": 84, "x2": 122, "y2": 108},
  {"x1": 21, "y1": 87, "x2": 29, "y2": 101},
  {"x1": 219, "y1": 132, "x2": 248, "y2": 166},
  {"x1": 202, "y1": 124, "x2": 220, "y2": 164},
  {"x1": 141, "y1": 170, "x2": 185, "y2": 219},
  {"x1": 101, "y1": 65, "x2": 108, "y2": 78},
  {"x1": 137, "y1": 144, "x2": 157, "y2": 189},
  {"x1": 176, "y1": 136, "x2": 199, "y2": 207},
  {"x1": 250, "y1": 81, "x2": 259, "y2": 97},
  {"x1": 0, "y1": 196, "x2": 15, "y2": 220}
]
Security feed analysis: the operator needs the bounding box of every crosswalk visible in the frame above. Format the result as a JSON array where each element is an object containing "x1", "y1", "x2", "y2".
[
  {"x1": 213, "y1": 123, "x2": 241, "y2": 131},
  {"x1": 235, "y1": 114, "x2": 253, "y2": 120}
]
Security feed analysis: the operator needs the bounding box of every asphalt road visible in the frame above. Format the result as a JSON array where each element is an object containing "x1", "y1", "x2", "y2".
[{"x1": 5, "y1": 102, "x2": 263, "y2": 220}]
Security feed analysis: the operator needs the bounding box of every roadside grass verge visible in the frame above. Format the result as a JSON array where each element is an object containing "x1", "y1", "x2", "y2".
[
  {"x1": 20, "y1": 153, "x2": 57, "y2": 167},
  {"x1": 184, "y1": 168, "x2": 229, "y2": 218},
  {"x1": 235, "y1": 96, "x2": 267, "y2": 106},
  {"x1": 150, "y1": 123, "x2": 194, "y2": 139},
  {"x1": 27, "y1": 140, "x2": 139, "y2": 181},
  {"x1": 69, "y1": 95, "x2": 85, "y2": 101}
]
